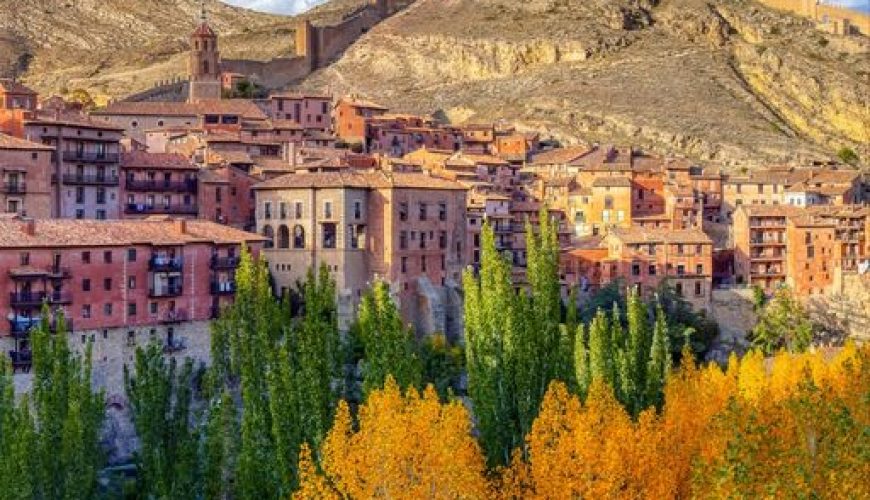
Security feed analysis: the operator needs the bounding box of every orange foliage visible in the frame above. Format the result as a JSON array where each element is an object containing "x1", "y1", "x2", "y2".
[
  {"x1": 296, "y1": 346, "x2": 869, "y2": 499},
  {"x1": 299, "y1": 378, "x2": 491, "y2": 499}
]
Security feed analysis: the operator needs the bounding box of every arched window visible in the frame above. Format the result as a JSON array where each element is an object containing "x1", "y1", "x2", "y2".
[
  {"x1": 278, "y1": 225, "x2": 290, "y2": 249},
  {"x1": 203, "y1": 40, "x2": 209, "y2": 51},
  {"x1": 202, "y1": 60, "x2": 209, "y2": 74},
  {"x1": 293, "y1": 225, "x2": 305, "y2": 249},
  {"x1": 262, "y1": 225, "x2": 274, "y2": 249}
]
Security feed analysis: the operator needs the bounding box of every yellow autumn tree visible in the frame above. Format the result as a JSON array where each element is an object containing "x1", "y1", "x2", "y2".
[{"x1": 297, "y1": 377, "x2": 491, "y2": 499}]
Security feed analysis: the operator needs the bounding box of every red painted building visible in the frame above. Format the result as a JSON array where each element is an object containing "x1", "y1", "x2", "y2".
[{"x1": 0, "y1": 217, "x2": 264, "y2": 373}]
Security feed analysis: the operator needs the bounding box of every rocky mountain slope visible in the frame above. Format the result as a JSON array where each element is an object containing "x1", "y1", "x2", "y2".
[
  {"x1": 0, "y1": 0, "x2": 367, "y2": 103},
  {"x1": 300, "y1": 0, "x2": 869, "y2": 166}
]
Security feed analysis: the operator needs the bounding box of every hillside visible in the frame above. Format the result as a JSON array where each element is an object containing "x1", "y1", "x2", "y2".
[
  {"x1": 0, "y1": 0, "x2": 367, "y2": 103},
  {"x1": 300, "y1": 0, "x2": 870, "y2": 166}
]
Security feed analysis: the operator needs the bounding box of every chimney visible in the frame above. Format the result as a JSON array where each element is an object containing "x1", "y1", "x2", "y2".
[
  {"x1": 175, "y1": 219, "x2": 187, "y2": 234},
  {"x1": 22, "y1": 218, "x2": 36, "y2": 236}
]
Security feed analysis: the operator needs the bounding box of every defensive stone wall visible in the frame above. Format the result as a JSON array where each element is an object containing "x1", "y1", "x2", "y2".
[{"x1": 756, "y1": 0, "x2": 869, "y2": 35}]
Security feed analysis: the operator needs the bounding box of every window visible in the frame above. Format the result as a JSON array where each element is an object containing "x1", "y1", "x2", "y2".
[
  {"x1": 150, "y1": 302, "x2": 158, "y2": 315},
  {"x1": 401, "y1": 256, "x2": 407, "y2": 273},
  {"x1": 104, "y1": 278, "x2": 112, "y2": 291},
  {"x1": 400, "y1": 231, "x2": 408, "y2": 250},
  {"x1": 399, "y1": 202, "x2": 408, "y2": 221},
  {"x1": 677, "y1": 265, "x2": 685, "y2": 276},
  {"x1": 419, "y1": 202, "x2": 428, "y2": 221},
  {"x1": 696, "y1": 264, "x2": 703, "y2": 275},
  {"x1": 127, "y1": 248, "x2": 137, "y2": 262},
  {"x1": 278, "y1": 225, "x2": 290, "y2": 249},
  {"x1": 75, "y1": 209, "x2": 84, "y2": 219},
  {"x1": 19, "y1": 252, "x2": 29, "y2": 266},
  {"x1": 96, "y1": 187, "x2": 106, "y2": 205},
  {"x1": 295, "y1": 202, "x2": 303, "y2": 219},
  {"x1": 322, "y1": 223, "x2": 336, "y2": 249},
  {"x1": 95, "y1": 210, "x2": 106, "y2": 220},
  {"x1": 324, "y1": 201, "x2": 333, "y2": 219},
  {"x1": 128, "y1": 276, "x2": 136, "y2": 289},
  {"x1": 675, "y1": 283, "x2": 683, "y2": 296},
  {"x1": 695, "y1": 244, "x2": 702, "y2": 255},
  {"x1": 422, "y1": 256, "x2": 427, "y2": 272},
  {"x1": 807, "y1": 246, "x2": 814, "y2": 258},
  {"x1": 420, "y1": 232, "x2": 427, "y2": 249},
  {"x1": 632, "y1": 263, "x2": 641, "y2": 276},
  {"x1": 82, "y1": 305, "x2": 91, "y2": 319},
  {"x1": 438, "y1": 202, "x2": 447, "y2": 221},
  {"x1": 354, "y1": 201, "x2": 362, "y2": 219},
  {"x1": 104, "y1": 250, "x2": 112, "y2": 263},
  {"x1": 293, "y1": 225, "x2": 305, "y2": 249},
  {"x1": 695, "y1": 282, "x2": 703, "y2": 296},
  {"x1": 677, "y1": 244, "x2": 684, "y2": 255},
  {"x1": 75, "y1": 186, "x2": 85, "y2": 203},
  {"x1": 82, "y1": 279, "x2": 91, "y2": 292},
  {"x1": 439, "y1": 231, "x2": 447, "y2": 249},
  {"x1": 128, "y1": 303, "x2": 137, "y2": 316},
  {"x1": 648, "y1": 265, "x2": 656, "y2": 276},
  {"x1": 262, "y1": 225, "x2": 274, "y2": 249},
  {"x1": 604, "y1": 196, "x2": 614, "y2": 210},
  {"x1": 264, "y1": 201, "x2": 272, "y2": 219},
  {"x1": 279, "y1": 202, "x2": 287, "y2": 219}
]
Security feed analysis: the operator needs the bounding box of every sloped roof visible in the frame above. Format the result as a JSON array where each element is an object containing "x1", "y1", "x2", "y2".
[
  {"x1": 0, "y1": 133, "x2": 54, "y2": 151},
  {"x1": 121, "y1": 151, "x2": 197, "y2": 170},
  {"x1": 254, "y1": 171, "x2": 467, "y2": 191}
]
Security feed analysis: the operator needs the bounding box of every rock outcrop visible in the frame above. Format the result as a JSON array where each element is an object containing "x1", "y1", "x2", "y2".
[{"x1": 301, "y1": 0, "x2": 869, "y2": 167}]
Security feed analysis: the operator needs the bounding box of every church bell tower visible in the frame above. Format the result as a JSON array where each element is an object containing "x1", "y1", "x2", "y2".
[{"x1": 188, "y1": 3, "x2": 222, "y2": 103}]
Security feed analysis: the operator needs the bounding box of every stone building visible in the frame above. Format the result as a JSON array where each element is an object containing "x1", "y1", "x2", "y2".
[
  {"x1": 254, "y1": 170, "x2": 467, "y2": 336},
  {"x1": 0, "y1": 133, "x2": 53, "y2": 218},
  {"x1": 121, "y1": 151, "x2": 199, "y2": 218},
  {"x1": 23, "y1": 114, "x2": 124, "y2": 220},
  {"x1": 0, "y1": 217, "x2": 264, "y2": 395},
  {"x1": 562, "y1": 227, "x2": 715, "y2": 311}
]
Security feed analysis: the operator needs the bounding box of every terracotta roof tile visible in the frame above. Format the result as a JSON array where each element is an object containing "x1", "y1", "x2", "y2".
[
  {"x1": 254, "y1": 171, "x2": 467, "y2": 191},
  {"x1": 0, "y1": 79, "x2": 37, "y2": 95},
  {"x1": 592, "y1": 176, "x2": 632, "y2": 188},
  {"x1": 122, "y1": 151, "x2": 197, "y2": 170},
  {"x1": 0, "y1": 133, "x2": 54, "y2": 150},
  {"x1": 96, "y1": 99, "x2": 267, "y2": 120},
  {"x1": 0, "y1": 218, "x2": 264, "y2": 248},
  {"x1": 609, "y1": 227, "x2": 713, "y2": 245},
  {"x1": 531, "y1": 146, "x2": 592, "y2": 165}
]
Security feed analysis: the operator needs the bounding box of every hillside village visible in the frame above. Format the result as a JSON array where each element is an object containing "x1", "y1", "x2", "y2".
[{"x1": 0, "y1": 1, "x2": 867, "y2": 393}]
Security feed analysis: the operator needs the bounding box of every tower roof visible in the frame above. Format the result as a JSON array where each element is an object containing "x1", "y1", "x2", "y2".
[{"x1": 192, "y1": 22, "x2": 216, "y2": 37}]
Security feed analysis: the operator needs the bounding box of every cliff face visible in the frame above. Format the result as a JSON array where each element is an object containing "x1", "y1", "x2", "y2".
[
  {"x1": 0, "y1": 0, "x2": 373, "y2": 102},
  {"x1": 302, "y1": 0, "x2": 869, "y2": 166}
]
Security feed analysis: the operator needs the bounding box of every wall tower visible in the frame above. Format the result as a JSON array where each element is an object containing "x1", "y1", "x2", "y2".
[{"x1": 188, "y1": 4, "x2": 222, "y2": 103}]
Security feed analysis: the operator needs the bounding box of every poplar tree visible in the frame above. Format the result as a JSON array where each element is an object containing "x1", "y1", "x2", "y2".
[
  {"x1": 124, "y1": 342, "x2": 201, "y2": 499},
  {"x1": 645, "y1": 305, "x2": 672, "y2": 409},
  {"x1": 464, "y1": 222, "x2": 521, "y2": 465},
  {"x1": 358, "y1": 280, "x2": 421, "y2": 396},
  {"x1": 587, "y1": 308, "x2": 614, "y2": 388},
  {"x1": 573, "y1": 324, "x2": 590, "y2": 398}
]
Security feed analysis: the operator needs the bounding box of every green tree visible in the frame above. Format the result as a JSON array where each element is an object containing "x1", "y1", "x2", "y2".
[
  {"x1": 751, "y1": 286, "x2": 814, "y2": 355},
  {"x1": 419, "y1": 333, "x2": 465, "y2": 399},
  {"x1": 358, "y1": 280, "x2": 421, "y2": 396},
  {"x1": 573, "y1": 324, "x2": 590, "y2": 398},
  {"x1": 645, "y1": 304, "x2": 672, "y2": 409},
  {"x1": 836, "y1": 147, "x2": 859, "y2": 165},
  {"x1": 124, "y1": 342, "x2": 201, "y2": 499},
  {"x1": 587, "y1": 308, "x2": 614, "y2": 388}
]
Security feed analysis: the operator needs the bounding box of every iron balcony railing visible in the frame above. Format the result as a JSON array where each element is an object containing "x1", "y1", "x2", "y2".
[
  {"x1": 61, "y1": 151, "x2": 119, "y2": 163},
  {"x1": 149, "y1": 255, "x2": 183, "y2": 272},
  {"x1": 210, "y1": 281, "x2": 237, "y2": 295},
  {"x1": 125, "y1": 179, "x2": 198, "y2": 193},
  {"x1": 126, "y1": 204, "x2": 198, "y2": 216},
  {"x1": 210, "y1": 255, "x2": 240, "y2": 269},
  {"x1": 60, "y1": 174, "x2": 120, "y2": 186},
  {"x1": 149, "y1": 286, "x2": 183, "y2": 298},
  {"x1": 1, "y1": 182, "x2": 26, "y2": 194}
]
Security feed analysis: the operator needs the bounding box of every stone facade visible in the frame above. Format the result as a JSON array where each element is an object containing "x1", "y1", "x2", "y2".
[{"x1": 0, "y1": 134, "x2": 53, "y2": 217}]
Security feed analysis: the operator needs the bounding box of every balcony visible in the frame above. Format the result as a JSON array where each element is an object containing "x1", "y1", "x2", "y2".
[
  {"x1": 125, "y1": 204, "x2": 199, "y2": 216},
  {"x1": 9, "y1": 292, "x2": 47, "y2": 308},
  {"x1": 160, "y1": 309, "x2": 188, "y2": 324},
  {"x1": 9, "y1": 317, "x2": 74, "y2": 338},
  {"x1": 163, "y1": 337, "x2": 187, "y2": 354},
  {"x1": 1, "y1": 182, "x2": 26, "y2": 194},
  {"x1": 60, "y1": 174, "x2": 120, "y2": 186},
  {"x1": 211, "y1": 255, "x2": 240, "y2": 270},
  {"x1": 749, "y1": 238, "x2": 785, "y2": 246},
  {"x1": 47, "y1": 266, "x2": 72, "y2": 279},
  {"x1": 125, "y1": 179, "x2": 198, "y2": 193},
  {"x1": 61, "y1": 151, "x2": 119, "y2": 163},
  {"x1": 8, "y1": 350, "x2": 32, "y2": 372},
  {"x1": 149, "y1": 255, "x2": 183, "y2": 272},
  {"x1": 210, "y1": 281, "x2": 237, "y2": 295},
  {"x1": 750, "y1": 254, "x2": 784, "y2": 261},
  {"x1": 149, "y1": 285, "x2": 183, "y2": 298}
]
